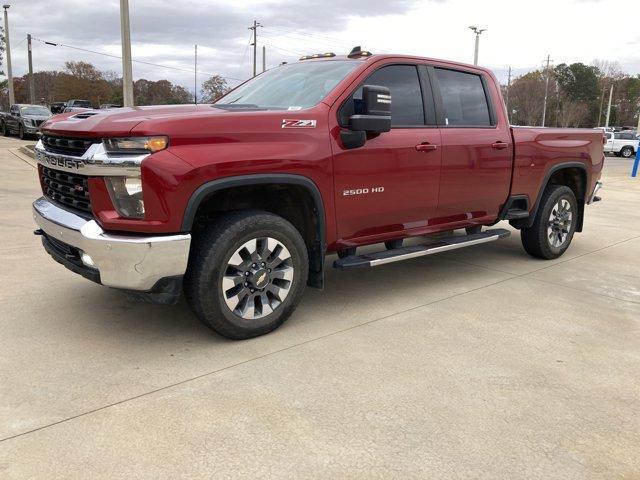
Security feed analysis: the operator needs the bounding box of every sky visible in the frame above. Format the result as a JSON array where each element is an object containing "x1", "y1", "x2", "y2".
[{"x1": 2, "y1": 0, "x2": 639, "y2": 94}]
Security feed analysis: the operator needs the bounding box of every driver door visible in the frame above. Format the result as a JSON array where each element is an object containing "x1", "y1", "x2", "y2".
[{"x1": 331, "y1": 63, "x2": 442, "y2": 245}]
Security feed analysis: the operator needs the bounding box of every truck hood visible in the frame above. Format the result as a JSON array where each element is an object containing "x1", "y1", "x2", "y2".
[{"x1": 40, "y1": 104, "x2": 225, "y2": 138}]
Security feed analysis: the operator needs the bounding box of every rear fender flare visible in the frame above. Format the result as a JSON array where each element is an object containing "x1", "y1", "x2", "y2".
[{"x1": 519, "y1": 162, "x2": 588, "y2": 230}]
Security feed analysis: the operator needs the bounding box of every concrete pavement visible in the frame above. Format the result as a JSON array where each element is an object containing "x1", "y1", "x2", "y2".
[{"x1": 1, "y1": 135, "x2": 639, "y2": 479}]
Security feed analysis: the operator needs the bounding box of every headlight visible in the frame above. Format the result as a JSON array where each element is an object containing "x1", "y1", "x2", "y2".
[
  {"x1": 105, "y1": 177, "x2": 145, "y2": 219},
  {"x1": 103, "y1": 136, "x2": 168, "y2": 154}
]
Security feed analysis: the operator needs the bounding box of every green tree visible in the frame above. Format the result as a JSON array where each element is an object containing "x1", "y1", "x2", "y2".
[{"x1": 553, "y1": 63, "x2": 600, "y2": 126}]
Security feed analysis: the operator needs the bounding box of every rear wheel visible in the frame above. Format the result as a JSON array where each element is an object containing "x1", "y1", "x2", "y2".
[
  {"x1": 1, "y1": 121, "x2": 8, "y2": 136},
  {"x1": 184, "y1": 211, "x2": 308, "y2": 340},
  {"x1": 620, "y1": 146, "x2": 634, "y2": 158},
  {"x1": 521, "y1": 185, "x2": 577, "y2": 259}
]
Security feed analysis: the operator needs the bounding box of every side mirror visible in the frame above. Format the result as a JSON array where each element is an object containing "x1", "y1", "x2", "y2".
[
  {"x1": 349, "y1": 85, "x2": 391, "y2": 133},
  {"x1": 341, "y1": 85, "x2": 391, "y2": 149}
]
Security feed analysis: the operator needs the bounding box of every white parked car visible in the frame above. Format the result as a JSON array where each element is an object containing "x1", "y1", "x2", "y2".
[{"x1": 604, "y1": 130, "x2": 638, "y2": 158}]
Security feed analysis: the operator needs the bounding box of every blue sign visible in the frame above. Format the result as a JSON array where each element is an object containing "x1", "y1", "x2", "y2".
[{"x1": 633, "y1": 145, "x2": 640, "y2": 178}]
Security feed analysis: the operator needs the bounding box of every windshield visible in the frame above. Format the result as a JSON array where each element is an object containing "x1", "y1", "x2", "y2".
[
  {"x1": 21, "y1": 106, "x2": 51, "y2": 116},
  {"x1": 72, "y1": 101, "x2": 92, "y2": 108},
  {"x1": 215, "y1": 60, "x2": 359, "y2": 110}
]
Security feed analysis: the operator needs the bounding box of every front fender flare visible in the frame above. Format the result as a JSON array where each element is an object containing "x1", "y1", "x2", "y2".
[{"x1": 181, "y1": 173, "x2": 326, "y2": 289}]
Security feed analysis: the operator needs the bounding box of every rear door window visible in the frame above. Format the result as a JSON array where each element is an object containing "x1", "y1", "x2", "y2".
[{"x1": 434, "y1": 68, "x2": 492, "y2": 127}]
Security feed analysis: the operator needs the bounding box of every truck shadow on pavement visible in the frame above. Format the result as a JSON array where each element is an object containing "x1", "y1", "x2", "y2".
[{"x1": 74, "y1": 244, "x2": 519, "y2": 344}]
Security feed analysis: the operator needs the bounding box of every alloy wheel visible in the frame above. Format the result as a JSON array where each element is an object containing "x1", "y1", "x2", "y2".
[
  {"x1": 222, "y1": 237, "x2": 294, "y2": 320},
  {"x1": 547, "y1": 198, "x2": 572, "y2": 248}
]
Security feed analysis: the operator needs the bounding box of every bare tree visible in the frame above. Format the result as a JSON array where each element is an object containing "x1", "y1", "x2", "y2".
[{"x1": 200, "y1": 75, "x2": 230, "y2": 103}]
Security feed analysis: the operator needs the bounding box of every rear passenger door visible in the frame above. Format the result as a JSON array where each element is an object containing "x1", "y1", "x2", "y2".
[{"x1": 430, "y1": 67, "x2": 513, "y2": 222}]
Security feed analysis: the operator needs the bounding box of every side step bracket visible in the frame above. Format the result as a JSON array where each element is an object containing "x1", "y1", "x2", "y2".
[{"x1": 333, "y1": 228, "x2": 511, "y2": 270}]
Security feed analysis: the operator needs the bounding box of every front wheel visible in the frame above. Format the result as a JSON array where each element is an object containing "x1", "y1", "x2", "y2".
[
  {"x1": 18, "y1": 125, "x2": 26, "y2": 140},
  {"x1": 521, "y1": 185, "x2": 577, "y2": 260},
  {"x1": 184, "y1": 211, "x2": 308, "y2": 340}
]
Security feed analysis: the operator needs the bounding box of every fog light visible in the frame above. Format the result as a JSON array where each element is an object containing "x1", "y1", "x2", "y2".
[{"x1": 80, "y1": 251, "x2": 95, "y2": 268}]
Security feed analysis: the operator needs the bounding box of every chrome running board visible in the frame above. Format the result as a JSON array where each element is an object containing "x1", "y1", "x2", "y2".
[{"x1": 333, "y1": 228, "x2": 511, "y2": 270}]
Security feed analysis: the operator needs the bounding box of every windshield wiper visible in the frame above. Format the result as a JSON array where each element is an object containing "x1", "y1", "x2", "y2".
[{"x1": 212, "y1": 104, "x2": 263, "y2": 110}]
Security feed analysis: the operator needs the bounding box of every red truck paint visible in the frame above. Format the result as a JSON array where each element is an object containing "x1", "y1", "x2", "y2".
[{"x1": 39, "y1": 54, "x2": 604, "y2": 251}]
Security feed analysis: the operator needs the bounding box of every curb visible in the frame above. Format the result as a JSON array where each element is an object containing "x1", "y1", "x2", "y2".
[{"x1": 18, "y1": 145, "x2": 35, "y2": 159}]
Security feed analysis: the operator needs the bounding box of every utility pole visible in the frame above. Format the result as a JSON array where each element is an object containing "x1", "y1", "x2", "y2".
[
  {"x1": 597, "y1": 83, "x2": 606, "y2": 127},
  {"x1": 119, "y1": 0, "x2": 134, "y2": 107},
  {"x1": 505, "y1": 66, "x2": 512, "y2": 117},
  {"x1": 249, "y1": 20, "x2": 262, "y2": 77},
  {"x1": 27, "y1": 33, "x2": 35, "y2": 104},
  {"x1": 3, "y1": 5, "x2": 14, "y2": 106},
  {"x1": 605, "y1": 83, "x2": 614, "y2": 128},
  {"x1": 542, "y1": 54, "x2": 552, "y2": 127},
  {"x1": 468, "y1": 26, "x2": 486, "y2": 66},
  {"x1": 262, "y1": 45, "x2": 266, "y2": 73},
  {"x1": 194, "y1": 44, "x2": 197, "y2": 105}
]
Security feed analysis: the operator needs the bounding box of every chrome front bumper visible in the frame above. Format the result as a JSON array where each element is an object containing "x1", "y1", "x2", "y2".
[{"x1": 33, "y1": 197, "x2": 191, "y2": 291}]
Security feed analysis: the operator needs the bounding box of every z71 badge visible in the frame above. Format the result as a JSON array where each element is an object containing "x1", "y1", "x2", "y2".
[{"x1": 281, "y1": 119, "x2": 317, "y2": 128}]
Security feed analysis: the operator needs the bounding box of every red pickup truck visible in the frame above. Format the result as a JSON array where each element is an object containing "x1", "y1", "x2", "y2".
[{"x1": 32, "y1": 49, "x2": 604, "y2": 339}]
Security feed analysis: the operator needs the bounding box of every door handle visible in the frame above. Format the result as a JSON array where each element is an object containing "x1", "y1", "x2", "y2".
[
  {"x1": 415, "y1": 143, "x2": 437, "y2": 152},
  {"x1": 491, "y1": 141, "x2": 509, "y2": 150}
]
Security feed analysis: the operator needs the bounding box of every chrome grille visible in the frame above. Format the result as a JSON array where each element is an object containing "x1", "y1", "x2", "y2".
[
  {"x1": 41, "y1": 135, "x2": 98, "y2": 157},
  {"x1": 40, "y1": 166, "x2": 92, "y2": 214}
]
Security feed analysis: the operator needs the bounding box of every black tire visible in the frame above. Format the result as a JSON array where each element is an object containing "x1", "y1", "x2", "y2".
[
  {"x1": 521, "y1": 184, "x2": 577, "y2": 260},
  {"x1": 1, "y1": 121, "x2": 8, "y2": 136},
  {"x1": 620, "y1": 146, "x2": 634, "y2": 158},
  {"x1": 18, "y1": 125, "x2": 25, "y2": 140},
  {"x1": 184, "y1": 210, "x2": 308, "y2": 340}
]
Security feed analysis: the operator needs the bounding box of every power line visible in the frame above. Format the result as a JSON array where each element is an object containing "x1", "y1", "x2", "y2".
[
  {"x1": 31, "y1": 36, "x2": 244, "y2": 82},
  {"x1": 262, "y1": 25, "x2": 391, "y2": 53},
  {"x1": 259, "y1": 41, "x2": 303, "y2": 56},
  {"x1": 261, "y1": 31, "x2": 351, "y2": 52},
  {"x1": 262, "y1": 26, "x2": 357, "y2": 49}
]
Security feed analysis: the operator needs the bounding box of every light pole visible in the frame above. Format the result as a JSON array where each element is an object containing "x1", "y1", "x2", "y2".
[
  {"x1": 542, "y1": 55, "x2": 552, "y2": 127},
  {"x1": 119, "y1": 0, "x2": 134, "y2": 107},
  {"x1": 27, "y1": 33, "x2": 35, "y2": 104},
  {"x1": 3, "y1": 4, "x2": 14, "y2": 106},
  {"x1": 605, "y1": 83, "x2": 614, "y2": 128},
  {"x1": 468, "y1": 26, "x2": 486, "y2": 66}
]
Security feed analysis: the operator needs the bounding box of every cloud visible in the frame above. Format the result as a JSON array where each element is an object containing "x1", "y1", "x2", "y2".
[
  {"x1": 3, "y1": 0, "x2": 421, "y2": 90},
  {"x1": 2, "y1": 0, "x2": 638, "y2": 95}
]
